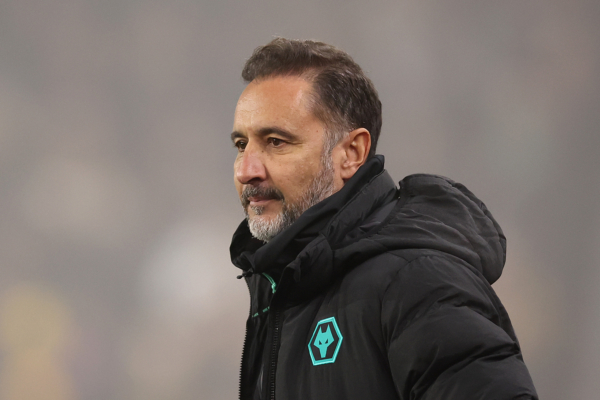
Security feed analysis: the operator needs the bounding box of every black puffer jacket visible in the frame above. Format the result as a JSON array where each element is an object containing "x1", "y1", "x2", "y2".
[{"x1": 230, "y1": 156, "x2": 538, "y2": 400}]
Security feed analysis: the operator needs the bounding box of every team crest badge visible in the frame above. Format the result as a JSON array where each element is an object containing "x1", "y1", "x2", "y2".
[{"x1": 308, "y1": 317, "x2": 343, "y2": 365}]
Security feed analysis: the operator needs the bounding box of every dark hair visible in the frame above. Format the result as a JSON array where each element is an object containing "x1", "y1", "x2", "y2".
[{"x1": 242, "y1": 38, "x2": 382, "y2": 158}]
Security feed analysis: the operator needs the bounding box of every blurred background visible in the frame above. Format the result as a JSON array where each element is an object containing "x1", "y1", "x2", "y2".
[{"x1": 0, "y1": 0, "x2": 598, "y2": 399}]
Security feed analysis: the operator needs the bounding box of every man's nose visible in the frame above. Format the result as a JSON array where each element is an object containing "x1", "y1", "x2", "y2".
[{"x1": 235, "y1": 145, "x2": 267, "y2": 185}]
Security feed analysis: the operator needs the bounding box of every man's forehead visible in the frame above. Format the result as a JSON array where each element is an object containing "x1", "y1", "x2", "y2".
[
  {"x1": 233, "y1": 76, "x2": 318, "y2": 132},
  {"x1": 237, "y1": 76, "x2": 312, "y2": 109}
]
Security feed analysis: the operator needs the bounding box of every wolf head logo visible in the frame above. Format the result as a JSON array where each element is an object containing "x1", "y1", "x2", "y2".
[
  {"x1": 314, "y1": 325, "x2": 334, "y2": 358},
  {"x1": 309, "y1": 317, "x2": 343, "y2": 365}
]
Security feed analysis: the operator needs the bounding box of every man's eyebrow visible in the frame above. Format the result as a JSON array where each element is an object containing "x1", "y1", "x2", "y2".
[
  {"x1": 256, "y1": 127, "x2": 299, "y2": 141},
  {"x1": 231, "y1": 131, "x2": 246, "y2": 142},
  {"x1": 230, "y1": 127, "x2": 300, "y2": 143}
]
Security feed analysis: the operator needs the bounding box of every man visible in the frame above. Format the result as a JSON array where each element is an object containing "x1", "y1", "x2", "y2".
[{"x1": 230, "y1": 38, "x2": 538, "y2": 400}]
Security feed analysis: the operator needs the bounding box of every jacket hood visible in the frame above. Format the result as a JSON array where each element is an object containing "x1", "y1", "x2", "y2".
[
  {"x1": 336, "y1": 173, "x2": 507, "y2": 284},
  {"x1": 230, "y1": 156, "x2": 506, "y2": 293}
]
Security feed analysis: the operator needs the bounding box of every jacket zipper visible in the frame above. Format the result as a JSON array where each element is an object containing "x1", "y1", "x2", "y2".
[
  {"x1": 240, "y1": 273, "x2": 279, "y2": 399},
  {"x1": 239, "y1": 277, "x2": 252, "y2": 400},
  {"x1": 269, "y1": 308, "x2": 282, "y2": 400},
  {"x1": 263, "y1": 272, "x2": 279, "y2": 399}
]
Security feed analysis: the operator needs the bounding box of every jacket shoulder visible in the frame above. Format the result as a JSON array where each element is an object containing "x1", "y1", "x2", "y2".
[{"x1": 338, "y1": 249, "x2": 511, "y2": 332}]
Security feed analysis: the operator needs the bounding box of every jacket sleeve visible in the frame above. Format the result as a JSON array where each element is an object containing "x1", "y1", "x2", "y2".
[{"x1": 381, "y1": 254, "x2": 538, "y2": 400}]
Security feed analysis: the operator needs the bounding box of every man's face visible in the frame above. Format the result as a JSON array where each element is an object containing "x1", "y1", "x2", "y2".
[{"x1": 232, "y1": 76, "x2": 341, "y2": 242}]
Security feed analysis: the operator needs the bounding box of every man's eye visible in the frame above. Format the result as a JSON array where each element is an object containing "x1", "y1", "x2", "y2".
[
  {"x1": 234, "y1": 141, "x2": 247, "y2": 151},
  {"x1": 268, "y1": 137, "x2": 285, "y2": 147}
]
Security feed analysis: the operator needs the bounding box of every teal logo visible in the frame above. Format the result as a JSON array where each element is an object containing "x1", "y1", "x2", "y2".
[{"x1": 308, "y1": 317, "x2": 343, "y2": 365}]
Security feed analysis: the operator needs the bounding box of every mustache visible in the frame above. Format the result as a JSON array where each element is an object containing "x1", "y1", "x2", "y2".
[{"x1": 241, "y1": 185, "x2": 285, "y2": 208}]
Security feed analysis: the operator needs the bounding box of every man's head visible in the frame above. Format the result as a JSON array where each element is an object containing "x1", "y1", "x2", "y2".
[{"x1": 232, "y1": 38, "x2": 381, "y2": 242}]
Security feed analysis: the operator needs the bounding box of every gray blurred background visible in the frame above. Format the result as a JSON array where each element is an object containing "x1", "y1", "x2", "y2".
[{"x1": 0, "y1": 0, "x2": 598, "y2": 399}]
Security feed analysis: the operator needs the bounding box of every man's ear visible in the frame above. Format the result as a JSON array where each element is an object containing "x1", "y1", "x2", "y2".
[{"x1": 339, "y1": 128, "x2": 371, "y2": 182}]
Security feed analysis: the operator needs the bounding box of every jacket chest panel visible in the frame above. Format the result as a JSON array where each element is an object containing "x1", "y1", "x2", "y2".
[{"x1": 270, "y1": 298, "x2": 398, "y2": 399}]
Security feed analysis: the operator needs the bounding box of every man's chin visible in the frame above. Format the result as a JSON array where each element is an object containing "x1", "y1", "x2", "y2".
[{"x1": 247, "y1": 211, "x2": 288, "y2": 242}]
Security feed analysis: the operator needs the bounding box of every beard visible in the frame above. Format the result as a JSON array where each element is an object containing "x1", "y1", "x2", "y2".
[{"x1": 241, "y1": 152, "x2": 336, "y2": 242}]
